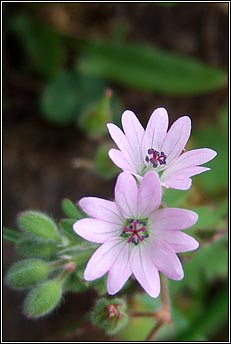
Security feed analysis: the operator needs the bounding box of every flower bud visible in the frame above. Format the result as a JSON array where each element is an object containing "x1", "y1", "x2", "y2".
[
  {"x1": 6, "y1": 259, "x2": 49, "y2": 289},
  {"x1": 91, "y1": 298, "x2": 128, "y2": 335},
  {"x1": 16, "y1": 237, "x2": 57, "y2": 259},
  {"x1": 23, "y1": 280, "x2": 62, "y2": 319},
  {"x1": 61, "y1": 198, "x2": 83, "y2": 219},
  {"x1": 18, "y1": 211, "x2": 61, "y2": 242}
]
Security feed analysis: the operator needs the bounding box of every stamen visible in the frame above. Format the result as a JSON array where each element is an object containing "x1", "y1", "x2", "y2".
[
  {"x1": 145, "y1": 149, "x2": 167, "y2": 168},
  {"x1": 121, "y1": 219, "x2": 149, "y2": 246}
]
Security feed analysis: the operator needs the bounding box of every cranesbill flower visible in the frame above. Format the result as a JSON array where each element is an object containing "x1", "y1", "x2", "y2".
[
  {"x1": 107, "y1": 108, "x2": 217, "y2": 190},
  {"x1": 73, "y1": 171, "x2": 199, "y2": 297}
]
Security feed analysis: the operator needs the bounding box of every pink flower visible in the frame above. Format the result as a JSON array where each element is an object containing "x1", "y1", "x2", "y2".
[
  {"x1": 73, "y1": 171, "x2": 199, "y2": 297},
  {"x1": 107, "y1": 108, "x2": 217, "y2": 190}
]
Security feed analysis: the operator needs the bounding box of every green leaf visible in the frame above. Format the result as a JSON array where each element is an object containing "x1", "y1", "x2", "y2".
[
  {"x1": 191, "y1": 201, "x2": 227, "y2": 233},
  {"x1": 11, "y1": 14, "x2": 64, "y2": 78},
  {"x1": 175, "y1": 285, "x2": 228, "y2": 341},
  {"x1": 59, "y1": 219, "x2": 82, "y2": 243},
  {"x1": 18, "y1": 211, "x2": 61, "y2": 243},
  {"x1": 193, "y1": 105, "x2": 228, "y2": 193},
  {"x1": 61, "y1": 198, "x2": 83, "y2": 219},
  {"x1": 40, "y1": 72, "x2": 106, "y2": 125},
  {"x1": 171, "y1": 234, "x2": 228, "y2": 292},
  {"x1": 79, "y1": 40, "x2": 227, "y2": 95},
  {"x1": 162, "y1": 188, "x2": 189, "y2": 207},
  {"x1": 3, "y1": 227, "x2": 21, "y2": 243}
]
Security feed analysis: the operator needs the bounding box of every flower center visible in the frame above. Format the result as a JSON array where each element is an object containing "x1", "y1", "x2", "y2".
[
  {"x1": 145, "y1": 149, "x2": 167, "y2": 168},
  {"x1": 120, "y1": 219, "x2": 149, "y2": 246}
]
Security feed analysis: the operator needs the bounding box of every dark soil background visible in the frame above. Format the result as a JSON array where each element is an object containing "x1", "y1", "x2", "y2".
[{"x1": 3, "y1": 2, "x2": 228, "y2": 342}]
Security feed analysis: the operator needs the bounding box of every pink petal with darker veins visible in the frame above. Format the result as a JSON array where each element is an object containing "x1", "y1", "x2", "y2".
[
  {"x1": 156, "y1": 229, "x2": 199, "y2": 253},
  {"x1": 130, "y1": 245, "x2": 160, "y2": 297},
  {"x1": 150, "y1": 208, "x2": 198, "y2": 231},
  {"x1": 84, "y1": 238, "x2": 125, "y2": 281},
  {"x1": 142, "y1": 107, "x2": 169, "y2": 154},
  {"x1": 122, "y1": 110, "x2": 144, "y2": 170},
  {"x1": 161, "y1": 116, "x2": 191, "y2": 164},
  {"x1": 108, "y1": 148, "x2": 133, "y2": 171},
  {"x1": 107, "y1": 123, "x2": 138, "y2": 171},
  {"x1": 73, "y1": 218, "x2": 121, "y2": 244},
  {"x1": 79, "y1": 197, "x2": 122, "y2": 224},
  {"x1": 147, "y1": 239, "x2": 184, "y2": 280},
  {"x1": 107, "y1": 243, "x2": 132, "y2": 295},
  {"x1": 138, "y1": 171, "x2": 161, "y2": 217},
  {"x1": 115, "y1": 172, "x2": 138, "y2": 218}
]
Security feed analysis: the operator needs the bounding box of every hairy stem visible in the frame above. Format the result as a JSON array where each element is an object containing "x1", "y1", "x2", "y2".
[
  {"x1": 145, "y1": 320, "x2": 164, "y2": 341},
  {"x1": 145, "y1": 274, "x2": 171, "y2": 341}
]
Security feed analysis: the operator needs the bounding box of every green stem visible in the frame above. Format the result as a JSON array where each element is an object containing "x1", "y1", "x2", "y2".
[
  {"x1": 145, "y1": 320, "x2": 164, "y2": 341},
  {"x1": 58, "y1": 243, "x2": 97, "y2": 255},
  {"x1": 56, "y1": 269, "x2": 71, "y2": 284}
]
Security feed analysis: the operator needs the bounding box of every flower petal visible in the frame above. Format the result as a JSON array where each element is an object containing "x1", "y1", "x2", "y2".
[
  {"x1": 166, "y1": 148, "x2": 217, "y2": 173},
  {"x1": 107, "y1": 123, "x2": 138, "y2": 170},
  {"x1": 122, "y1": 110, "x2": 144, "y2": 169},
  {"x1": 138, "y1": 171, "x2": 161, "y2": 217},
  {"x1": 79, "y1": 197, "x2": 122, "y2": 224},
  {"x1": 161, "y1": 116, "x2": 191, "y2": 164},
  {"x1": 107, "y1": 243, "x2": 132, "y2": 295},
  {"x1": 156, "y1": 230, "x2": 199, "y2": 253},
  {"x1": 73, "y1": 218, "x2": 121, "y2": 243},
  {"x1": 161, "y1": 174, "x2": 192, "y2": 190},
  {"x1": 84, "y1": 238, "x2": 124, "y2": 281},
  {"x1": 108, "y1": 148, "x2": 133, "y2": 171},
  {"x1": 142, "y1": 108, "x2": 169, "y2": 156},
  {"x1": 161, "y1": 166, "x2": 210, "y2": 190},
  {"x1": 115, "y1": 172, "x2": 138, "y2": 218},
  {"x1": 147, "y1": 239, "x2": 184, "y2": 280},
  {"x1": 150, "y1": 208, "x2": 198, "y2": 231},
  {"x1": 130, "y1": 245, "x2": 160, "y2": 297}
]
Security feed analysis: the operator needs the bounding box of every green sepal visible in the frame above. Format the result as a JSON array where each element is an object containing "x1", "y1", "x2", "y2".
[
  {"x1": 61, "y1": 198, "x2": 84, "y2": 219},
  {"x1": 59, "y1": 218, "x2": 82, "y2": 243},
  {"x1": 63, "y1": 271, "x2": 89, "y2": 293}
]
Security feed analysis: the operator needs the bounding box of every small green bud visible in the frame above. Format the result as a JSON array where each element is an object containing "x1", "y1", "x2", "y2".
[
  {"x1": 6, "y1": 259, "x2": 49, "y2": 289},
  {"x1": 16, "y1": 237, "x2": 57, "y2": 259},
  {"x1": 91, "y1": 298, "x2": 128, "y2": 335},
  {"x1": 18, "y1": 211, "x2": 61, "y2": 242},
  {"x1": 23, "y1": 279, "x2": 62, "y2": 319},
  {"x1": 61, "y1": 198, "x2": 83, "y2": 219}
]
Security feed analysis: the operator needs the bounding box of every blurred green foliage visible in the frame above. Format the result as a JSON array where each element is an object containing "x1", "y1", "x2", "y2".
[{"x1": 79, "y1": 40, "x2": 226, "y2": 95}]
